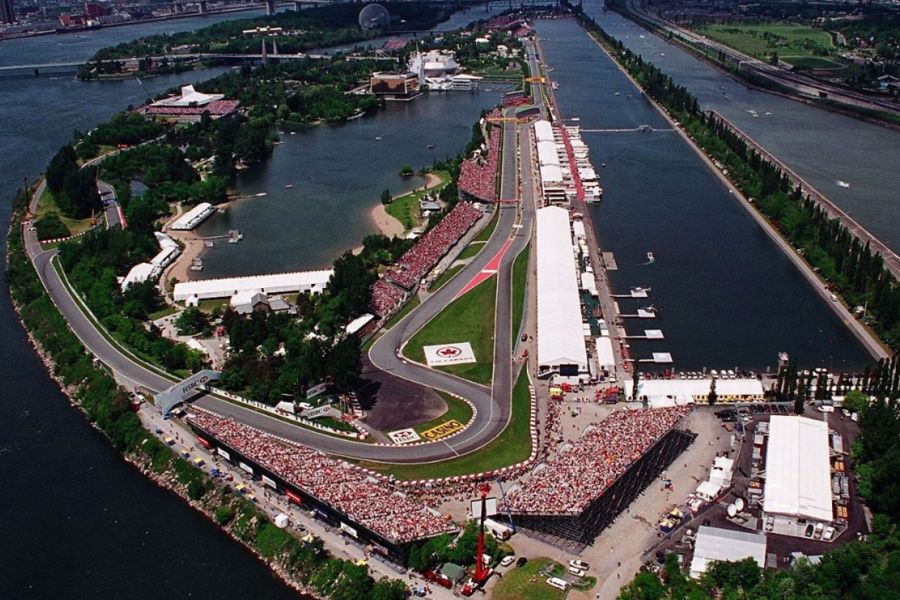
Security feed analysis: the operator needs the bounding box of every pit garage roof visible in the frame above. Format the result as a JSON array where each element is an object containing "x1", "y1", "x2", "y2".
[
  {"x1": 536, "y1": 207, "x2": 588, "y2": 371},
  {"x1": 689, "y1": 526, "x2": 767, "y2": 579},
  {"x1": 540, "y1": 164, "x2": 564, "y2": 185},
  {"x1": 533, "y1": 119, "x2": 554, "y2": 143},
  {"x1": 764, "y1": 416, "x2": 833, "y2": 522},
  {"x1": 537, "y1": 140, "x2": 560, "y2": 167},
  {"x1": 174, "y1": 270, "x2": 333, "y2": 302}
]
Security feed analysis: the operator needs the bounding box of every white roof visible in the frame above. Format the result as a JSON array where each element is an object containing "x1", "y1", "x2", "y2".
[
  {"x1": 689, "y1": 526, "x2": 767, "y2": 579},
  {"x1": 174, "y1": 269, "x2": 333, "y2": 302},
  {"x1": 594, "y1": 336, "x2": 615, "y2": 370},
  {"x1": 572, "y1": 220, "x2": 586, "y2": 240},
  {"x1": 580, "y1": 272, "x2": 597, "y2": 296},
  {"x1": 624, "y1": 378, "x2": 764, "y2": 404},
  {"x1": 153, "y1": 85, "x2": 224, "y2": 108},
  {"x1": 540, "y1": 164, "x2": 564, "y2": 184},
  {"x1": 536, "y1": 207, "x2": 588, "y2": 371},
  {"x1": 533, "y1": 120, "x2": 554, "y2": 143},
  {"x1": 537, "y1": 140, "x2": 560, "y2": 167},
  {"x1": 121, "y1": 262, "x2": 155, "y2": 290},
  {"x1": 345, "y1": 313, "x2": 375, "y2": 335},
  {"x1": 764, "y1": 416, "x2": 833, "y2": 522},
  {"x1": 696, "y1": 480, "x2": 722, "y2": 499},
  {"x1": 230, "y1": 290, "x2": 266, "y2": 307},
  {"x1": 170, "y1": 202, "x2": 215, "y2": 230}
]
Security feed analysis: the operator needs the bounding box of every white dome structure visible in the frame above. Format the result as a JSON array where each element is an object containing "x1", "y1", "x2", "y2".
[{"x1": 358, "y1": 3, "x2": 390, "y2": 29}]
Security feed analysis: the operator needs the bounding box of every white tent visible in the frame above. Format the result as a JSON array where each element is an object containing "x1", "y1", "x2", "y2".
[
  {"x1": 689, "y1": 526, "x2": 766, "y2": 579},
  {"x1": 536, "y1": 207, "x2": 588, "y2": 374},
  {"x1": 763, "y1": 416, "x2": 833, "y2": 522}
]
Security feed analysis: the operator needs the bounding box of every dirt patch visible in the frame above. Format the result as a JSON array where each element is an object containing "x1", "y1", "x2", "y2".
[{"x1": 357, "y1": 356, "x2": 445, "y2": 431}]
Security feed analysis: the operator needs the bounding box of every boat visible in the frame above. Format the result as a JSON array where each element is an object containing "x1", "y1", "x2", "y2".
[
  {"x1": 204, "y1": 241, "x2": 215, "y2": 248},
  {"x1": 426, "y1": 144, "x2": 435, "y2": 149},
  {"x1": 646, "y1": 251, "x2": 655, "y2": 263},
  {"x1": 284, "y1": 184, "x2": 294, "y2": 189},
  {"x1": 255, "y1": 192, "x2": 268, "y2": 197},
  {"x1": 551, "y1": 81, "x2": 559, "y2": 90},
  {"x1": 375, "y1": 136, "x2": 382, "y2": 141}
]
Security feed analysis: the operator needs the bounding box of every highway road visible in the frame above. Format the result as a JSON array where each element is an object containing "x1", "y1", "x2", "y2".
[{"x1": 23, "y1": 64, "x2": 544, "y2": 463}]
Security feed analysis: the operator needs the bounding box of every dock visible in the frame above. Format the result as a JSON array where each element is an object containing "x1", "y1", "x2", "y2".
[
  {"x1": 602, "y1": 251, "x2": 618, "y2": 270},
  {"x1": 625, "y1": 329, "x2": 665, "y2": 340}
]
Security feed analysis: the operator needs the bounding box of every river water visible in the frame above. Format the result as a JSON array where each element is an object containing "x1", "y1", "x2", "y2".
[
  {"x1": 535, "y1": 18, "x2": 871, "y2": 371},
  {"x1": 0, "y1": 7, "x2": 508, "y2": 596},
  {"x1": 581, "y1": 0, "x2": 900, "y2": 255}
]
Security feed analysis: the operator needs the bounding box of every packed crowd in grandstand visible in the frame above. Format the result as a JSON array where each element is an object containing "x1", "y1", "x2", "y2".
[
  {"x1": 370, "y1": 279, "x2": 408, "y2": 320},
  {"x1": 139, "y1": 99, "x2": 240, "y2": 118},
  {"x1": 458, "y1": 126, "x2": 501, "y2": 203},
  {"x1": 505, "y1": 407, "x2": 690, "y2": 515},
  {"x1": 188, "y1": 409, "x2": 458, "y2": 544},
  {"x1": 376, "y1": 201, "x2": 482, "y2": 294}
]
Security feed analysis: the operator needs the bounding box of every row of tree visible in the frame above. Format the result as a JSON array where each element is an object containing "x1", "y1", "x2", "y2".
[{"x1": 44, "y1": 144, "x2": 101, "y2": 219}]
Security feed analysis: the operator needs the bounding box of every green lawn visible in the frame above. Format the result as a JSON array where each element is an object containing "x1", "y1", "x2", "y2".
[
  {"x1": 511, "y1": 243, "x2": 530, "y2": 344},
  {"x1": 695, "y1": 22, "x2": 833, "y2": 61},
  {"x1": 385, "y1": 170, "x2": 450, "y2": 231},
  {"x1": 430, "y1": 264, "x2": 464, "y2": 292},
  {"x1": 473, "y1": 208, "x2": 499, "y2": 243},
  {"x1": 35, "y1": 187, "x2": 95, "y2": 236},
  {"x1": 492, "y1": 557, "x2": 566, "y2": 600},
  {"x1": 405, "y1": 276, "x2": 496, "y2": 385},
  {"x1": 148, "y1": 305, "x2": 178, "y2": 320},
  {"x1": 412, "y1": 392, "x2": 474, "y2": 435},
  {"x1": 457, "y1": 241, "x2": 486, "y2": 260},
  {"x1": 360, "y1": 365, "x2": 532, "y2": 480},
  {"x1": 197, "y1": 298, "x2": 229, "y2": 314}
]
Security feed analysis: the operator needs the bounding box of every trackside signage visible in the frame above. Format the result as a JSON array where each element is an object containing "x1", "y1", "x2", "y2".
[
  {"x1": 424, "y1": 342, "x2": 476, "y2": 367},
  {"x1": 388, "y1": 428, "x2": 421, "y2": 444},
  {"x1": 421, "y1": 420, "x2": 464, "y2": 440}
]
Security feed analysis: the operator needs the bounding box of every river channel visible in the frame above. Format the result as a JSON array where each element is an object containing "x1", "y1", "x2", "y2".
[
  {"x1": 581, "y1": 0, "x2": 900, "y2": 256},
  {"x1": 535, "y1": 17, "x2": 872, "y2": 372}
]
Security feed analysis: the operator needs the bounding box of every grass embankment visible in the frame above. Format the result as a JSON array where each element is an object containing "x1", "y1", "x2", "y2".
[
  {"x1": 405, "y1": 277, "x2": 496, "y2": 386},
  {"x1": 473, "y1": 208, "x2": 499, "y2": 242},
  {"x1": 412, "y1": 392, "x2": 474, "y2": 436},
  {"x1": 362, "y1": 294, "x2": 421, "y2": 352},
  {"x1": 511, "y1": 244, "x2": 530, "y2": 344},
  {"x1": 361, "y1": 366, "x2": 532, "y2": 480},
  {"x1": 430, "y1": 264, "x2": 464, "y2": 292},
  {"x1": 492, "y1": 558, "x2": 566, "y2": 600},
  {"x1": 695, "y1": 22, "x2": 835, "y2": 62},
  {"x1": 385, "y1": 170, "x2": 451, "y2": 231},
  {"x1": 35, "y1": 187, "x2": 95, "y2": 237}
]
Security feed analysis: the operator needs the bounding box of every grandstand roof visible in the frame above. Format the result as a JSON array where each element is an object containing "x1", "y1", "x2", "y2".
[
  {"x1": 764, "y1": 416, "x2": 833, "y2": 522},
  {"x1": 174, "y1": 270, "x2": 333, "y2": 302},
  {"x1": 536, "y1": 207, "x2": 588, "y2": 372},
  {"x1": 689, "y1": 526, "x2": 766, "y2": 579}
]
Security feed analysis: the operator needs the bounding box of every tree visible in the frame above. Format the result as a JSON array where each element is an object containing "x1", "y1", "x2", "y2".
[
  {"x1": 632, "y1": 362, "x2": 640, "y2": 401},
  {"x1": 842, "y1": 389, "x2": 868, "y2": 414},
  {"x1": 380, "y1": 188, "x2": 392, "y2": 205},
  {"x1": 175, "y1": 306, "x2": 210, "y2": 336},
  {"x1": 707, "y1": 376, "x2": 718, "y2": 405},
  {"x1": 399, "y1": 164, "x2": 414, "y2": 177}
]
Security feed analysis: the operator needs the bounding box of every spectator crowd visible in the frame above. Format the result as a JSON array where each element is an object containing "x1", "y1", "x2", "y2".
[
  {"x1": 458, "y1": 127, "x2": 501, "y2": 203},
  {"x1": 505, "y1": 407, "x2": 690, "y2": 515},
  {"x1": 368, "y1": 201, "x2": 482, "y2": 315},
  {"x1": 188, "y1": 409, "x2": 458, "y2": 544}
]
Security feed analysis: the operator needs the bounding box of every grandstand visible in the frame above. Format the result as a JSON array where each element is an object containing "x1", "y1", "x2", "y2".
[
  {"x1": 187, "y1": 409, "x2": 458, "y2": 563},
  {"x1": 506, "y1": 407, "x2": 695, "y2": 545},
  {"x1": 458, "y1": 120, "x2": 500, "y2": 203}
]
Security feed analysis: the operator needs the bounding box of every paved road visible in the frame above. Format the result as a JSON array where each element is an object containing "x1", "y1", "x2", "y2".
[{"x1": 23, "y1": 99, "x2": 540, "y2": 463}]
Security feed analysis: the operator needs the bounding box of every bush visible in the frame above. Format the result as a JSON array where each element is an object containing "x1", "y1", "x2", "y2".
[{"x1": 34, "y1": 214, "x2": 70, "y2": 240}]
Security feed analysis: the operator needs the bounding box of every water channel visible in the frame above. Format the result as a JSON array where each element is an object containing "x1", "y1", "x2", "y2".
[{"x1": 535, "y1": 17, "x2": 872, "y2": 372}]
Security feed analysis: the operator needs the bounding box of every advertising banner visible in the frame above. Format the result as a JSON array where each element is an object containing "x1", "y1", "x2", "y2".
[{"x1": 423, "y1": 342, "x2": 476, "y2": 367}]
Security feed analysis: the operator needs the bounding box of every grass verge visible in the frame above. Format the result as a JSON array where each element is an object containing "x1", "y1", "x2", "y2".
[
  {"x1": 405, "y1": 276, "x2": 495, "y2": 386},
  {"x1": 473, "y1": 208, "x2": 499, "y2": 242},
  {"x1": 511, "y1": 243, "x2": 530, "y2": 344},
  {"x1": 35, "y1": 187, "x2": 95, "y2": 236},
  {"x1": 430, "y1": 264, "x2": 464, "y2": 292},
  {"x1": 492, "y1": 557, "x2": 566, "y2": 600},
  {"x1": 457, "y1": 241, "x2": 486, "y2": 260},
  {"x1": 360, "y1": 365, "x2": 531, "y2": 480}
]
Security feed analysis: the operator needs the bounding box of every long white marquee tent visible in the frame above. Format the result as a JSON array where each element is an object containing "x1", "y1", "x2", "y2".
[
  {"x1": 763, "y1": 416, "x2": 833, "y2": 523},
  {"x1": 536, "y1": 206, "x2": 588, "y2": 375},
  {"x1": 174, "y1": 270, "x2": 333, "y2": 303}
]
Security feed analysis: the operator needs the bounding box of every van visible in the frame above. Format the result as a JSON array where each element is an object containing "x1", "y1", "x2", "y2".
[{"x1": 546, "y1": 577, "x2": 570, "y2": 591}]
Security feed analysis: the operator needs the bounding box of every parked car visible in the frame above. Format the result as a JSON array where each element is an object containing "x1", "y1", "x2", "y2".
[
  {"x1": 567, "y1": 566, "x2": 586, "y2": 578},
  {"x1": 516, "y1": 557, "x2": 528, "y2": 568},
  {"x1": 500, "y1": 555, "x2": 515, "y2": 568},
  {"x1": 569, "y1": 559, "x2": 589, "y2": 570}
]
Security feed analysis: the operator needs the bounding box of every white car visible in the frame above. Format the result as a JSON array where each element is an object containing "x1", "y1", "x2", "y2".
[
  {"x1": 500, "y1": 555, "x2": 515, "y2": 568},
  {"x1": 567, "y1": 566, "x2": 586, "y2": 578},
  {"x1": 569, "y1": 559, "x2": 589, "y2": 570}
]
